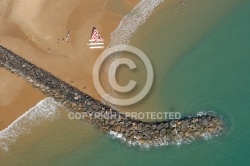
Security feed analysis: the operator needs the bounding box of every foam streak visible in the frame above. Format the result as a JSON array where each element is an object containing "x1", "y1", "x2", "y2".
[
  {"x1": 109, "y1": 0, "x2": 163, "y2": 46},
  {"x1": 0, "y1": 97, "x2": 60, "y2": 152}
]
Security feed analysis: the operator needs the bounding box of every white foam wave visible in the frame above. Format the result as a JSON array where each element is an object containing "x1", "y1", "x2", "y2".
[
  {"x1": 201, "y1": 133, "x2": 212, "y2": 140},
  {"x1": 109, "y1": 0, "x2": 163, "y2": 46},
  {"x1": 102, "y1": 0, "x2": 163, "y2": 107},
  {"x1": 109, "y1": 131, "x2": 124, "y2": 140},
  {"x1": 197, "y1": 111, "x2": 207, "y2": 116},
  {"x1": 109, "y1": 129, "x2": 220, "y2": 148},
  {"x1": 0, "y1": 97, "x2": 60, "y2": 152}
]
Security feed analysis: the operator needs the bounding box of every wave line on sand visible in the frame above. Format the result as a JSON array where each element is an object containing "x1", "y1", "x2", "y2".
[
  {"x1": 109, "y1": 0, "x2": 163, "y2": 46},
  {"x1": 103, "y1": 0, "x2": 163, "y2": 107},
  {"x1": 0, "y1": 97, "x2": 60, "y2": 152}
]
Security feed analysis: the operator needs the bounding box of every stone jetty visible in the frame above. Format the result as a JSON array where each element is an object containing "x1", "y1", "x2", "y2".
[{"x1": 0, "y1": 45, "x2": 224, "y2": 147}]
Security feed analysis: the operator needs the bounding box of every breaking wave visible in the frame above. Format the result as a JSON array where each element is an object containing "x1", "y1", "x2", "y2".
[
  {"x1": 108, "y1": 111, "x2": 224, "y2": 148},
  {"x1": 102, "y1": 0, "x2": 163, "y2": 106},
  {"x1": 0, "y1": 97, "x2": 60, "y2": 152},
  {"x1": 109, "y1": 0, "x2": 163, "y2": 46}
]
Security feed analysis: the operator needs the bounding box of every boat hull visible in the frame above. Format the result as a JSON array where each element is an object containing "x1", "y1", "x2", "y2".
[{"x1": 89, "y1": 46, "x2": 105, "y2": 49}]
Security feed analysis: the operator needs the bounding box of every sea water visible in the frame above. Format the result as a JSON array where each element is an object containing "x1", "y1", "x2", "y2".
[{"x1": 1, "y1": 0, "x2": 250, "y2": 165}]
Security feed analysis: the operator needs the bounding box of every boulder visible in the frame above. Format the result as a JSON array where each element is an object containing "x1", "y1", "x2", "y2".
[
  {"x1": 170, "y1": 121, "x2": 176, "y2": 128},
  {"x1": 194, "y1": 131, "x2": 201, "y2": 136},
  {"x1": 114, "y1": 126, "x2": 121, "y2": 132},
  {"x1": 181, "y1": 121, "x2": 188, "y2": 129},
  {"x1": 138, "y1": 139, "x2": 146, "y2": 144},
  {"x1": 160, "y1": 129, "x2": 167, "y2": 136},
  {"x1": 156, "y1": 123, "x2": 164, "y2": 130},
  {"x1": 202, "y1": 119, "x2": 209, "y2": 126},
  {"x1": 151, "y1": 124, "x2": 157, "y2": 130},
  {"x1": 184, "y1": 131, "x2": 190, "y2": 137}
]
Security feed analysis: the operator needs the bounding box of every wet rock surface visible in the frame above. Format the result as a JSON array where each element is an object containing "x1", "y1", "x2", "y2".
[{"x1": 0, "y1": 45, "x2": 225, "y2": 147}]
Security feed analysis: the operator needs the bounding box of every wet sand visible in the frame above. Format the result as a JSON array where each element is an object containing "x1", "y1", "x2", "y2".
[
  {"x1": 0, "y1": 68, "x2": 45, "y2": 130},
  {"x1": 0, "y1": 0, "x2": 181, "y2": 130},
  {"x1": 0, "y1": 0, "x2": 139, "y2": 130}
]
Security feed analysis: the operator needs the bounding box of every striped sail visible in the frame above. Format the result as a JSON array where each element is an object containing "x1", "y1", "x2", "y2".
[{"x1": 88, "y1": 27, "x2": 104, "y2": 49}]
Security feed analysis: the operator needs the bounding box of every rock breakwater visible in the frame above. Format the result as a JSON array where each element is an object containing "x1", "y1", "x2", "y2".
[{"x1": 0, "y1": 45, "x2": 224, "y2": 147}]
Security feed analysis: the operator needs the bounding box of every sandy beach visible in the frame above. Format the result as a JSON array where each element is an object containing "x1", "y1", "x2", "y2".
[
  {"x1": 0, "y1": 0, "x2": 183, "y2": 131},
  {"x1": 0, "y1": 0, "x2": 140, "y2": 130},
  {"x1": 0, "y1": 68, "x2": 46, "y2": 130}
]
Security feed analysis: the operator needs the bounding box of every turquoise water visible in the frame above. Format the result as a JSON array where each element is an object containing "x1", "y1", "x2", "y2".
[
  {"x1": 1, "y1": 1, "x2": 250, "y2": 166},
  {"x1": 55, "y1": 2, "x2": 250, "y2": 166}
]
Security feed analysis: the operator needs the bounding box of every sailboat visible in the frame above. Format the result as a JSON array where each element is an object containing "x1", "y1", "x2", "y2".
[{"x1": 87, "y1": 27, "x2": 105, "y2": 49}]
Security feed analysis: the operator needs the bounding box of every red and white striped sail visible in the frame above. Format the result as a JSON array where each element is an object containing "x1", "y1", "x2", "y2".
[
  {"x1": 88, "y1": 27, "x2": 104, "y2": 49},
  {"x1": 89, "y1": 27, "x2": 104, "y2": 42}
]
